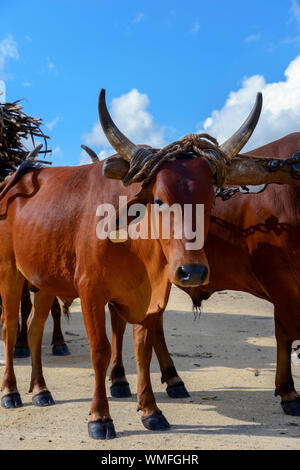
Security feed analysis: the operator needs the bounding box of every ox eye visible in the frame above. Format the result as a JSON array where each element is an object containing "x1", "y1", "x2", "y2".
[{"x1": 154, "y1": 198, "x2": 168, "y2": 210}]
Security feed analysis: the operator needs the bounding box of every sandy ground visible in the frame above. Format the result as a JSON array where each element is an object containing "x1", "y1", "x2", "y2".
[{"x1": 1, "y1": 286, "x2": 300, "y2": 450}]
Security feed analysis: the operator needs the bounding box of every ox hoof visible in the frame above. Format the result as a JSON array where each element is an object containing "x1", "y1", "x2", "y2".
[
  {"x1": 1, "y1": 392, "x2": 23, "y2": 409},
  {"x1": 14, "y1": 346, "x2": 30, "y2": 358},
  {"x1": 52, "y1": 344, "x2": 71, "y2": 356},
  {"x1": 110, "y1": 381, "x2": 132, "y2": 398},
  {"x1": 88, "y1": 418, "x2": 116, "y2": 440},
  {"x1": 32, "y1": 390, "x2": 55, "y2": 407},
  {"x1": 166, "y1": 381, "x2": 190, "y2": 398},
  {"x1": 281, "y1": 397, "x2": 300, "y2": 416},
  {"x1": 141, "y1": 410, "x2": 170, "y2": 431}
]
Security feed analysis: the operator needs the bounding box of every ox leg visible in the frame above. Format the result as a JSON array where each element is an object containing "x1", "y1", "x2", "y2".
[
  {"x1": 14, "y1": 283, "x2": 31, "y2": 358},
  {"x1": 108, "y1": 303, "x2": 131, "y2": 398},
  {"x1": 274, "y1": 312, "x2": 300, "y2": 415},
  {"x1": 152, "y1": 310, "x2": 190, "y2": 398},
  {"x1": 79, "y1": 289, "x2": 116, "y2": 440},
  {"x1": 133, "y1": 317, "x2": 170, "y2": 431},
  {"x1": 27, "y1": 291, "x2": 55, "y2": 406},
  {"x1": 1, "y1": 274, "x2": 24, "y2": 408},
  {"x1": 51, "y1": 298, "x2": 70, "y2": 356}
]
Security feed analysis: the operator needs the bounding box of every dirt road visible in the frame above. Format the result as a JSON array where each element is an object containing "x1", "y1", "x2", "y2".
[{"x1": 1, "y1": 286, "x2": 300, "y2": 450}]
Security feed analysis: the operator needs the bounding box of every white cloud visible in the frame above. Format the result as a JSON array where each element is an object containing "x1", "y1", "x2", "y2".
[
  {"x1": 189, "y1": 21, "x2": 200, "y2": 35},
  {"x1": 81, "y1": 89, "x2": 167, "y2": 163},
  {"x1": 0, "y1": 35, "x2": 18, "y2": 101},
  {"x1": 23, "y1": 81, "x2": 32, "y2": 88},
  {"x1": 21, "y1": 137, "x2": 43, "y2": 152},
  {"x1": 133, "y1": 12, "x2": 145, "y2": 23},
  {"x1": 198, "y1": 54, "x2": 300, "y2": 152},
  {"x1": 80, "y1": 149, "x2": 90, "y2": 165},
  {"x1": 46, "y1": 116, "x2": 61, "y2": 131},
  {"x1": 52, "y1": 146, "x2": 63, "y2": 157},
  {"x1": 283, "y1": 0, "x2": 300, "y2": 44},
  {"x1": 291, "y1": 0, "x2": 300, "y2": 28},
  {"x1": 0, "y1": 35, "x2": 19, "y2": 75},
  {"x1": 46, "y1": 58, "x2": 58, "y2": 76},
  {"x1": 245, "y1": 33, "x2": 260, "y2": 43},
  {"x1": 0, "y1": 80, "x2": 6, "y2": 102}
]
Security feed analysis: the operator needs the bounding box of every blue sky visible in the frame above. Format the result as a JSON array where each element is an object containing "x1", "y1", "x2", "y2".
[{"x1": 1, "y1": 0, "x2": 300, "y2": 166}]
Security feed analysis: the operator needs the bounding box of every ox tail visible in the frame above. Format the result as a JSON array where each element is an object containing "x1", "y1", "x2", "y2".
[
  {"x1": 0, "y1": 145, "x2": 43, "y2": 202},
  {"x1": 62, "y1": 300, "x2": 71, "y2": 319},
  {"x1": 57, "y1": 297, "x2": 73, "y2": 320}
]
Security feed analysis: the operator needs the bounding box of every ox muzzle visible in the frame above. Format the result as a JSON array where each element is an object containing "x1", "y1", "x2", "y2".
[{"x1": 175, "y1": 263, "x2": 208, "y2": 287}]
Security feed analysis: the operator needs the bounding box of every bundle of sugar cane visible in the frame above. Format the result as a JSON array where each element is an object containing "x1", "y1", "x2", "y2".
[{"x1": 0, "y1": 95, "x2": 51, "y2": 182}]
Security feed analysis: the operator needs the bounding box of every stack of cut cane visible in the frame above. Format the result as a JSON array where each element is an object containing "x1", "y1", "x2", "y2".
[{"x1": 0, "y1": 94, "x2": 51, "y2": 182}]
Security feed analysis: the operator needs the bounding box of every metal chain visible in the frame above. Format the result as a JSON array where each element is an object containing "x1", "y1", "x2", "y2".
[
  {"x1": 215, "y1": 186, "x2": 240, "y2": 201},
  {"x1": 211, "y1": 214, "x2": 290, "y2": 238}
]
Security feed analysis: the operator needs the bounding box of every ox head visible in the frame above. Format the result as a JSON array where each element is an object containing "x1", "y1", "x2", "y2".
[{"x1": 98, "y1": 89, "x2": 262, "y2": 287}]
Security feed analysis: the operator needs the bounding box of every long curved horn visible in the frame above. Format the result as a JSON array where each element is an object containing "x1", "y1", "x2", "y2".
[
  {"x1": 220, "y1": 92, "x2": 262, "y2": 158},
  {"x1": 81, "y1": 144, "x2": 99, "y2": 163},
  {"x1": 98, "y1": 89, "x2": 139, "y2": 161}
]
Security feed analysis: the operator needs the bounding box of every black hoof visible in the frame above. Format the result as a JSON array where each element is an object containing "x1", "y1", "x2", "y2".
[
  {"x1": 1, "y1": 392, "x2": 23, "y2": 409},
  {"x1": 281, "y1": 396, "x2": 300, "y2": 416},
  {"x1": 141, "y1": 410, "x2": 170, "y2": 431},
  {"x1": 32, "y1": 390, "x2": 55, "y2": 407},
  {"x1": 52, "y1": 343, "x2": 71, "y2": 356},
  {"x1": 88, "y1": 418, "x2": 116, "y2": 440},
  {"x1": 110, "y1": 381, "x2": 132, "y2": 398},
  {"x1": 14, "y1": 346, "x2": 30, "y2": 358},
  {"x1": 166, "y1": 381, "x2": 190, "y2": 398}
]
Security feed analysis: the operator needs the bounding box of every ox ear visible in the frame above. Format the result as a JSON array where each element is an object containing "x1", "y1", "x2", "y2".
[
  {"x1": 103, "y1": 145, "x2": 154, "y2": 181},
  {"x1": 102, "y1": 155, "x2": 130, "y2": 180}
]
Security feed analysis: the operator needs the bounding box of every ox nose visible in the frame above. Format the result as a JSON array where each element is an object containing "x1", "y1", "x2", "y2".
[{"x1": 176, "y1": 264, "x2": 208, "y2": 286}]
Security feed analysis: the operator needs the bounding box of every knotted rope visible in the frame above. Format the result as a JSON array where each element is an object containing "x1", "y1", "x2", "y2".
[{"x1": 122, "y1": 133, "x2": 230, "y2": 187}]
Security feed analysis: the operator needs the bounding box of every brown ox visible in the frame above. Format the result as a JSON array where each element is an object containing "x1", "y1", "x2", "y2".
[
  {"x1": 112, "y1": 132, "x2": 300, "y2": 416},
  {"x1": 0, "y1": 90, "x2": 294, "y2": 440}
]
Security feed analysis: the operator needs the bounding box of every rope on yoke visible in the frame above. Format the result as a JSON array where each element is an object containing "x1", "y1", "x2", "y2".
[{"x1": 122, "y1": 133, "x2": 231, "y2": 187}]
